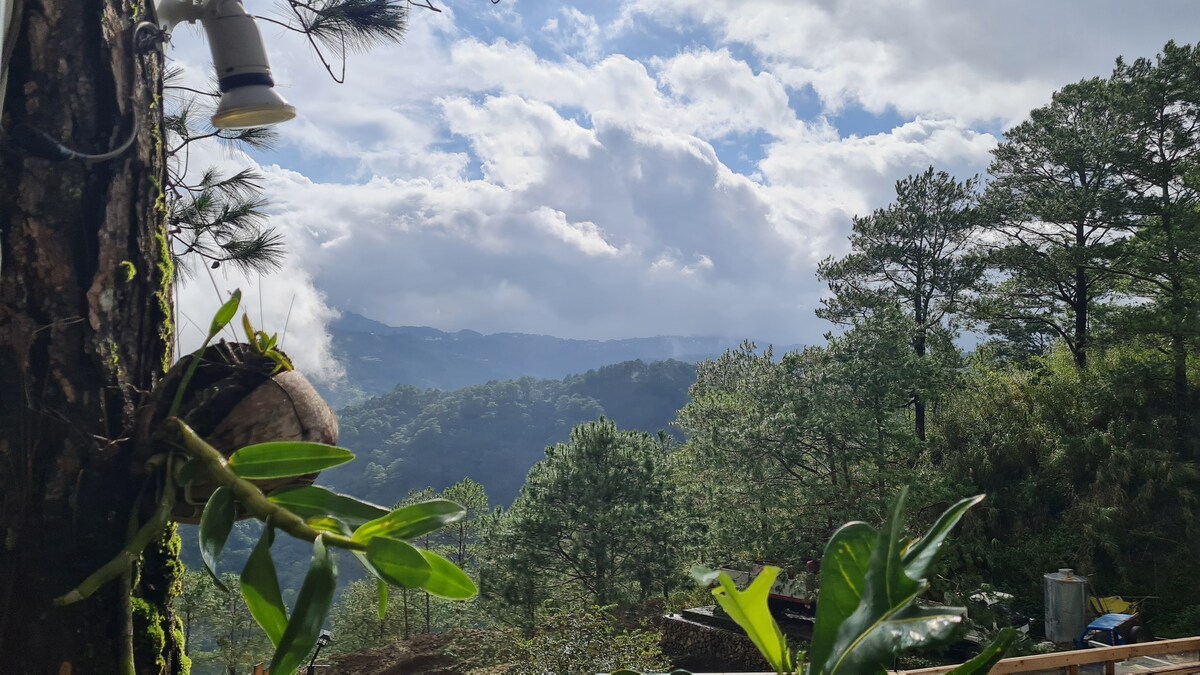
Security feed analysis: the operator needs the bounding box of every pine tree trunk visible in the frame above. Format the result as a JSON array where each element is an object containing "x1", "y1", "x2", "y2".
[
  {"x1": 1073, "y1": 220, "x2": 1088, "y2": 370},
  {"x1": 0, "y1": 1, "x2": 180, "y2": 672}
]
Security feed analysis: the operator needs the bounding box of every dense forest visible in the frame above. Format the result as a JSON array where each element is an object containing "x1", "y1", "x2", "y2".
[
  {"x1": 179, "y1": 41, "x2": 1200, "y2": 673},
  {"x1": 327, "y1": 358, "x2": 696, "y2": 505}
]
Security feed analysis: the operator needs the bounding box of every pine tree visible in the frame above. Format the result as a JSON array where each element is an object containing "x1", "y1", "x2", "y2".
[
  {"x1": 817, "y1": 167, "x2": 983, "y2": 442},
  {"x1": 981, "y1": 77, "x2": 1127, "y2": 368},
  {"x1": 1107, "y1": 41, "x2": 1200, "y2": 454}
]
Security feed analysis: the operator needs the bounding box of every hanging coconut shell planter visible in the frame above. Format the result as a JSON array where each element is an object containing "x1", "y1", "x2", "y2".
[{"x1": 141, "y1": 340, "x2": 338, "y2": 523}]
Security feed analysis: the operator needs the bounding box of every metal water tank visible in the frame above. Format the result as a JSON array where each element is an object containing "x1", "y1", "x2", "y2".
[{"x1": 1044, "y1": 568, "x2": 1088, "y2": 643}]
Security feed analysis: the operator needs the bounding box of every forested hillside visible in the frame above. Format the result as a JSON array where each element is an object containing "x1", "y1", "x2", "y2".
[{"x1": 323, "y1": 358, "x2": 696, "y2": 505}]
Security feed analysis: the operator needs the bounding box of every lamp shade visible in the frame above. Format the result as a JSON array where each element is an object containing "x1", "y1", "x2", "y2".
[{"x1": 211, "y1": 85, "x2": 296, "y2": 129}]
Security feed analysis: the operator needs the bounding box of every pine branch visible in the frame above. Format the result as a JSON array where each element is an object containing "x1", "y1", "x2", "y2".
[{"x1": 305, "y1": 0, "x2": 409, "y2": 53}]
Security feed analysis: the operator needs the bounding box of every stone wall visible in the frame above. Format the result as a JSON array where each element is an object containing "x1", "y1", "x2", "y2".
[{"x1": 660, "y1": 614, "x2": 772, "y2": 672}]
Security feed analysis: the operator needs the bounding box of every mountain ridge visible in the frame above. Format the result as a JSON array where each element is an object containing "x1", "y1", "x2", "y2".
[{"x1": 323, "y1": 311, "x2": 790, "y2": 407}]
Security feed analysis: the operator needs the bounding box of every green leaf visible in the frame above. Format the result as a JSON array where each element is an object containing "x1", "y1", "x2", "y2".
[
  {"x1": 227, "y1": 442, "x2": 354, "y2": 479},
  {"x1": 268, "y1": 486, "x2": 389, "y2": 529},
  {"x1": 241, "y1": 526, "x2": 288, "y2": 647},
  {"x1": 242, "y1": 312, "x2": 255, "y2": 344},
  {"x1": 377, "y1": 579, "x2": 388, "y2": 621},
  {"x1": 818, "y1": 488, "x2": 981, "y2": 675},
  {"x1": 948, "y1": 627, "x2": 1016, "y2": 674},
  {"x1": 902, "y1": 494, "x2": 985, "y2": 581},
  {"x1": 830, "y1": 605, "x2": 965, "y2": 675},
  {"x1": 711, "y1": 567, "x2": 794, "y2": 674},
  {"x1": 209, "y1": 289, "x2": 242, "y2": 339},
  {"x1": 809, "y1": 521, "x2": 875, "y2": 672},
  {"x1": 365, "y1": 537, "x2": 431, "y2": 588},
  {"x1": 352, "y1": 499, "x2": 466, "y2": 543},
  {"x1": 199, "y1": 486, "x2": 236, "y2": 592},
  {"x1": 307, "y1": 516, "x2": 352, "y2": 537},
  {"x1": 419, "y1": 549, "x2": 478, "y2": 600},
  {"x1": 269, "y1": 536, "x2": 337, "y2": 675}
]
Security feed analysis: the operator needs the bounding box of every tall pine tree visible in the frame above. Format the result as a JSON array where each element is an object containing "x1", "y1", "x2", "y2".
[
  {"x1": 817, "y1": 167, "x2": 982, "y2": 442},
  {"x1": 981, "y1": 77, "x2": 1127, "y2": 368}
]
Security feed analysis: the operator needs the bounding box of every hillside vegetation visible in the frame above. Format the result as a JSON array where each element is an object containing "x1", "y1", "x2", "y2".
[{"x1": 178, "y1": 41, "x2": 1200, "y2": 674}]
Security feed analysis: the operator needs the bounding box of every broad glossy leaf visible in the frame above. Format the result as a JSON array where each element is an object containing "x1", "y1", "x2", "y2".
[
  {"x1": 268, "y1": 486, "x2": 389, "y2": 529},
  {"x1": 419, "y1": 550, "x2": 478, "y2": 600},
  {"x1": 209, "y1": 289, "x2": 242, "y2": 339},
  {"x1": 948, "y1": 627, "x2": 1016, "y2": 674},
  {"x1": 269, "y1": 536, "x2": 337, "y2": 675},
  {"x1": 365, "y1": 537, "x2": 431, "y2": 588},
  {"x1": 241, "y1": 526, "x2": 287, "y2": 647},
  {"x1": 822, "y1": 490, "x2": 924, "y2": 674},
  {"x1": 227, "y1": 442, "x2": 353, "y2": 479},
  {"x1": 199, "y1": 486, "x2": 236, "y2": 592},
  {"x1": 829, "y1": 605, "x2": 965, "y2": 675},
  {"x1": 809, "y1": 521, "x2": 875, "y2": 672},
  {"x1": 819, "y1": 488, "x2": 984, "y2": 675},
  {"x1": 377, "y1": 579, "x2": 388, "y2": 620},
  {"x1": 352, "y1": 499, "x2": 465, "y2": 544},
  {"x1": 711, "y1": 568, "x2": 794, "y2": 674},
  {"x1": 902, "y1": 494, "x2": 985, "y2": 581}
]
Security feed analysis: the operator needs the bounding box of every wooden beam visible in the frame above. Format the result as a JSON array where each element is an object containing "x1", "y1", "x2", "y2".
[{"x1": 894, "y1": 637, "x2": 1200, "y2": 674}]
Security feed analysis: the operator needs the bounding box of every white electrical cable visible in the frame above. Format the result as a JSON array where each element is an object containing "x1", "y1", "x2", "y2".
[
  {"x1": 0, "y1": 0, "x2": 13, "y2": 281},
  {"x1": 0, "y1": 0, "x2": 13, "y2": 120}
]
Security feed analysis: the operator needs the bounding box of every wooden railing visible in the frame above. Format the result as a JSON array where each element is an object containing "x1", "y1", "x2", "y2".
[{"x1": 894, "y1": 636, "x2": 1200, "y2": 674}]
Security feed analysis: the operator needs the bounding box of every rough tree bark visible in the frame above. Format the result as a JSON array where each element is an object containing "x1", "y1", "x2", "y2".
[{"x1": 0, "y1": 0, "x2": 182, "y2": 672}]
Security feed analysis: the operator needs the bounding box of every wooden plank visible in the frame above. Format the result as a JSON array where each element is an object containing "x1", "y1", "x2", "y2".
[
  {"x1": 893, "y1": 637, "x2": 1200, "y2": 674},
  {"x1": 1136, "y1": 662, "x2": 1200, "y2": 674}
]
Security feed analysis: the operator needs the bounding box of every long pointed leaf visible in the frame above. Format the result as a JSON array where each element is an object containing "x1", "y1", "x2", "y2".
[
  {"x1": 902, "y1": 494, "x2": 985, "y2": 582},
  {"x1": 268, "y1": 486, "x2": 389, "y2": 529},
  {"x1": 823, "y1": 488, "x2": 921, "y2": 674},
  {"x1": 352, "y1": 499, "x2": 466, "y2": 543},
  {"x1": 419, "y1": 549, "x2": 478, "y2": 600},
  {"x1": 810, "y1": 521, "x2": 875, "y2": 672},
  {"x1": 209, "y1": 289, "x2": 242, "y2": 338},
  {"x1": 199, "y1": 486, "x2": 236, "y2": 592},
  {"x1": 269, "y1": 536, "x2": 337, "y2": 675},
  {"x1": 241, "y1": 526, "x2": 288, "y2": 647},
  {"x1": 366, "y1": 537, "x2": 432, "y2": 588},
  {"x1": 228, "y1": 442, "x2": 354, "y2": 479},
  {"x1": 377, "y1": 579, "x2": 388, "y2": 620},
  {"x1": 948, "y1": 628, "x2": 1017, "y2": 674},
  {"x1": 711, "y1": 568, "x2": 794, "y2": 673}
]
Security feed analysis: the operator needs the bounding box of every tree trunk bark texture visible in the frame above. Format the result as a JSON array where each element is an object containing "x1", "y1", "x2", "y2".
[{"x1": 0, "y1": 1, "x2": 180, "y2": 672}]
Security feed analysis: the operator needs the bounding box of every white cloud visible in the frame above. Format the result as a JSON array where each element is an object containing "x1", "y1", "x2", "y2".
[
  {"x1": 163, "y1": 0, "x2": 1199, "y2": 377},
  {"x1": 542, "y1": 7, "x2": 604, "y2": 61},
  {"x1": 620, "y1": 0, "x2": 1200, "y2": 125}
]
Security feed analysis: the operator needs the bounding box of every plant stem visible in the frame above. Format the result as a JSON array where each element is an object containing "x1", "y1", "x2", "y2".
[
  {"x1": 168, "y1": 418, "x2": 366, "y2": 552},
  {"x1": 54, "y1": 460, "x2": 176, "y2": 606}
]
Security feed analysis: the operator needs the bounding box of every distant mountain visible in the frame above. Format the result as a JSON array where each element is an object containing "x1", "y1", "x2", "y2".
[
  {"x1": 323, "y1": 358, "x2": 698, "y2": 507},
  {"x1": 322, "y1": 312, "x2": 754, "y2": 407}
]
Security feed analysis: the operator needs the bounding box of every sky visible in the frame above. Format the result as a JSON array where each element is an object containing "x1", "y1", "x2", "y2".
[{"x1": 172, "y1": 0, "x2": 1200, "y2": 382}]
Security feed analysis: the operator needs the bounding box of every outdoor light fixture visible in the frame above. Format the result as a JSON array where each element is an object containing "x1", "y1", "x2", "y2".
[
  {"x1": 306, "y1": 629, "x2": 333, "y2": 673},
  {"x1": 155, "y1": 0, "x2": 296, "y2": 129}
]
